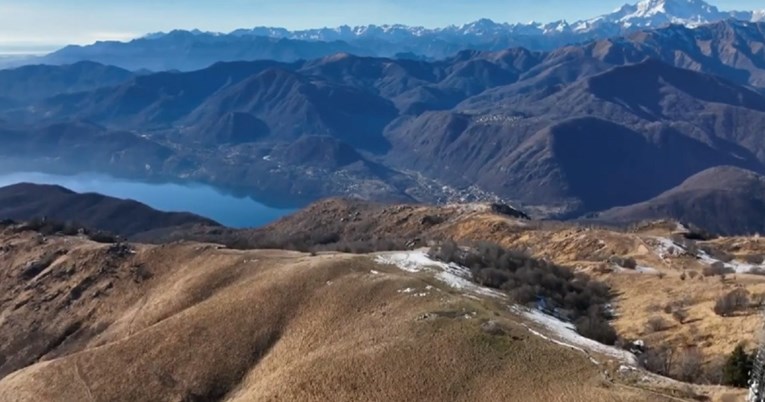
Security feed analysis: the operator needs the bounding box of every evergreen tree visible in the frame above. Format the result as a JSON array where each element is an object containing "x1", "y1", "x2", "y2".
[{"x1": 722, "y1": 344, "x2": 753, "y2": 388}]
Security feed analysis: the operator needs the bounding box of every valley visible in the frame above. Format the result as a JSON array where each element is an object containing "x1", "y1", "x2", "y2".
[
  {"x1": 4, "y1": 0, "x2": 765, "y2": 400},
  {"x1": 3, "y1": 19, "x2": 765, "y2": 234}
]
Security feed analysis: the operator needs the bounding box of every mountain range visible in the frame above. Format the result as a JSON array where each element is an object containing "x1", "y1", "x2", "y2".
[
  {"x1": 3, "y1": 0, "x2": 763, "y2": 71},
  {"x1": 2, "y1": 19, "x2": 765, "y2": 232}
]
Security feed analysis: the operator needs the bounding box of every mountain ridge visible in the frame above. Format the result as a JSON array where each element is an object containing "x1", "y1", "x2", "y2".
[
  {"x1": 2, "y1": 20, "x2": 765, "y2": 230},
  {"x1": 5, "y1": 0, "x2": 762, "y2": 71},
  {"x1": 0, "y1": 182, "x2": 219, "y2": 237}
]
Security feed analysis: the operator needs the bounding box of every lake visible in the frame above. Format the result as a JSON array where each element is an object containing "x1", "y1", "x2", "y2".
[{"x1": 0, "y1": 172, "x2": 295, "y2": 228}]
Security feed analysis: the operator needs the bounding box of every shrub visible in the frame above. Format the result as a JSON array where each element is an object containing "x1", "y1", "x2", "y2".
[
  {"x1": 674, "y1": 348, "x2": 704, "y2": 383},
  {"x1": 428, "y1": 241, "x2": 615, "y2": 343},
  {"x1": 420, "y1": 215, "x2": 446, "y2": 226},
  {"x1": 575, "y1": 314, "x2": 618, "y2": 345},
  {"x1": 703, "y1": 262, "x2": 733, "y2": 277},
  {"x1": 645, "y1": 316, "x2": 671, "y2": 333},
  {"x1": 744, "y1": 254, "x2": 765, "y2": 265},
  {"x1": 701, "y1": 246, "x2": 734, "y2": 263},
  {"x1": 714, "y1": 289, "x2": 750, "y2": 317},
  {"x1": 683, "y1": 225, "x2": 718, "y2": 241},
  {"x1": 722, "y1": 344, "x2": 753, "y2": 388},
  {"x1": 672, "y1": 309, "x2": 690, "y2": 325},
  {"x1": 88, "y1": 231, "x2": 120, "y2": 244},
  {"x1": 752, "y1": 292, "x2": 765, "y2": 307},
  {"x1": 475, "y1": 268, "x2": 512, "y2": 288},
  {"x1": 621, "y1": 257, "x2": 637, "y2": 269},
  {"x1": 608, "y1": 256, "x2": 637, "y2": 269},
  {"x1": 641, "y1": 345, "x2": 673, "y2": 376},
  {"x1": 750, "y1": 267, "x2": 765, "y2": 276}
]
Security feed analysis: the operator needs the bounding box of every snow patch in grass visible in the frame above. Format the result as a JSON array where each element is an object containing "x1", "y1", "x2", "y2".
[
  {"x1": 697, "y1": 249, "x2": 762, "y2": 274},
  {"x1": 375, "y1": 250, "x2": 504, "y2": 299},
  {"x1": 650, "y1": 237, "x2": 685, "y2": 260},
  {"x1": 616, "y1": 265, "x2": 659, "y2": 275},
  {"x1": 636, "y1": 265, "x2": 659, "y2": 274},
  {"x1": 652, "y1": 236, "x2": 763, "y2": 274},
  {"x1": 376, "y1": 250, "x2": 637, "y2": 366},
  {"x1": 515, "y1": 306, "x2": 638, "y2": 366}
]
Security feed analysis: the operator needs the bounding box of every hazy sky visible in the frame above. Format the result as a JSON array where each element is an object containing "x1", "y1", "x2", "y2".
[{"x1": 0, "y1": 0, "x2": 761, "y2": 53}]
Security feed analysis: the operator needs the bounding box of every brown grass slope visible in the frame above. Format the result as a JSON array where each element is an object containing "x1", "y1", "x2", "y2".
[
  {"x1": 153, "y1": 198, "x2": 765, "y2": 384},
  {"x1": 0, "y1": 224, "x2": 683, "y2": 401}
]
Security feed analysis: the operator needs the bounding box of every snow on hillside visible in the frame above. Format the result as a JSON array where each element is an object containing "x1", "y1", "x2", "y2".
[
  {"x1": 649, "y1": 236, "x2": 765, "y2": 274},
  {"x1": 374, "y1": 250, "x2": 504, "y2": 298},
  {"x1": 516, "y1": 307, "x2": 638, "y2": 365},
  {"x1": 374, "y1": 250, "x2": 638, "y2": 366}
]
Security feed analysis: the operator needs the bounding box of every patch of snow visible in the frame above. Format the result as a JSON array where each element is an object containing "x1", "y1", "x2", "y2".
[
  {"x1": 370, "y1": 270, "x2": 381, "y2": 275},
  {"x1": 376, "y1": 250, "x2": 637, "y2": 366},
  {"x1": 650, "y1": 236, "x2": 685, "y2": 260},
  {"x1": 398, "y1": 287, "x2": 415, "y2": 294},
  {"x1": 375, "y1": 251, "x2": 434, "y2": 273},
  {"x1": 515, "y1": 306, "x2": 638, "y2": 366},
  {"x1": 697, "y1": 249, "x2": 763, "y2": 274},
  {"x1": 375, "y1": 250, "x2": 504, "y2": 298},
  {"x1": 615, "y1": 265, "x2": 659, "y2": 275},
  {"x1": 636, "y1": 265, "x2": 659, "y2": 274},
  {"x1": 651, "y1": 236, "x2": 763, "y2": 274}
]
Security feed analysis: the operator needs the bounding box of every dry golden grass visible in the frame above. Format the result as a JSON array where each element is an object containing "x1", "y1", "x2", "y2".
[
  {"x1": 404, "y1": 210, "x2": 764, "y2": 390},
  {"x1": 610, "y1": 273, "x2": 765, "y2": 359},
  {"x1": 0, "y1": 228, "x2": 685, "y2": 401},
  {"x1": 1, "y1": 205, "x2": 762, "y2": 401}
]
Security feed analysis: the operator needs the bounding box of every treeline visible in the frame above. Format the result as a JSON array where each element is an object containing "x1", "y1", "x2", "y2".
[{"x1": 428, "y1": 240, "x2": 617, "y2": 345}]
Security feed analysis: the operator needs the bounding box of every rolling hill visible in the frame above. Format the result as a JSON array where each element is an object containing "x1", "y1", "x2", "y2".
[
  {"x1": 0, "y1": 195, "x2": 761, "y2": 401},
  {"x1": 592, "y1": 166, "x2": 765, "y2": 235},
  {"x1": 0, "y1": 183, "x2": 218, "y2": 237}
]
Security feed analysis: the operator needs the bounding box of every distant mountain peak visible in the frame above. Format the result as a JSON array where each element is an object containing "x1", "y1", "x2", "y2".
[
  {"x1": 587, "y1": 0, "x2": 758, "y2": 30},
  {"x1": 15, "y1": 0, "x2": 765, "y2": 72},
  {"x1": 137, "y1": 0, "x2": 761, "y2": 44}
]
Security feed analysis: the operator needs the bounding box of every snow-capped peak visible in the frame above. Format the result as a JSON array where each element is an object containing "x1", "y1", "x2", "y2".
[
  {"x1": 576, "y1": 0, "x2": 758, "y2": 32},
  {"x1": 139, "y1": 0, "x2": 763, "y2": 45},
  {"x1": 619, "y1": 0, "x2": 722, "y2": 21}
]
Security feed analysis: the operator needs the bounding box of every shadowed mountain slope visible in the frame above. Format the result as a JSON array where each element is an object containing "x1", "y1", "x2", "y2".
[
  {"x1": 0, "y1": 183, "x2": 219, "y2": 237},
  {"x1": 592, "y1": 166, "x2": 765, "y2": 235}
]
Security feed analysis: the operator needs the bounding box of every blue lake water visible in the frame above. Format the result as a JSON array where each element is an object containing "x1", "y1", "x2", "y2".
[{"x1": 0, "y1": 172, "x2": 295, "y2": 228}]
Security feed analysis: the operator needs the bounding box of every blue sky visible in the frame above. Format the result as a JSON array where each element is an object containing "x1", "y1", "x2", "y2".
[{"x1": 0, "y1": 0, "x2": 761, "y2": 53}]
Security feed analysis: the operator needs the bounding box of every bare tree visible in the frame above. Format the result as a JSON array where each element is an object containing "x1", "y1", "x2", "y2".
[
  {"x1": 642, "y1": 346, "x2": 673, "y2": 376},
  {"x1": 674, "y1": 348, "x2": 704, "y2": 383},
  {"x1": 714, "y1": 288, "x2": 750, "y2": 317}
]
